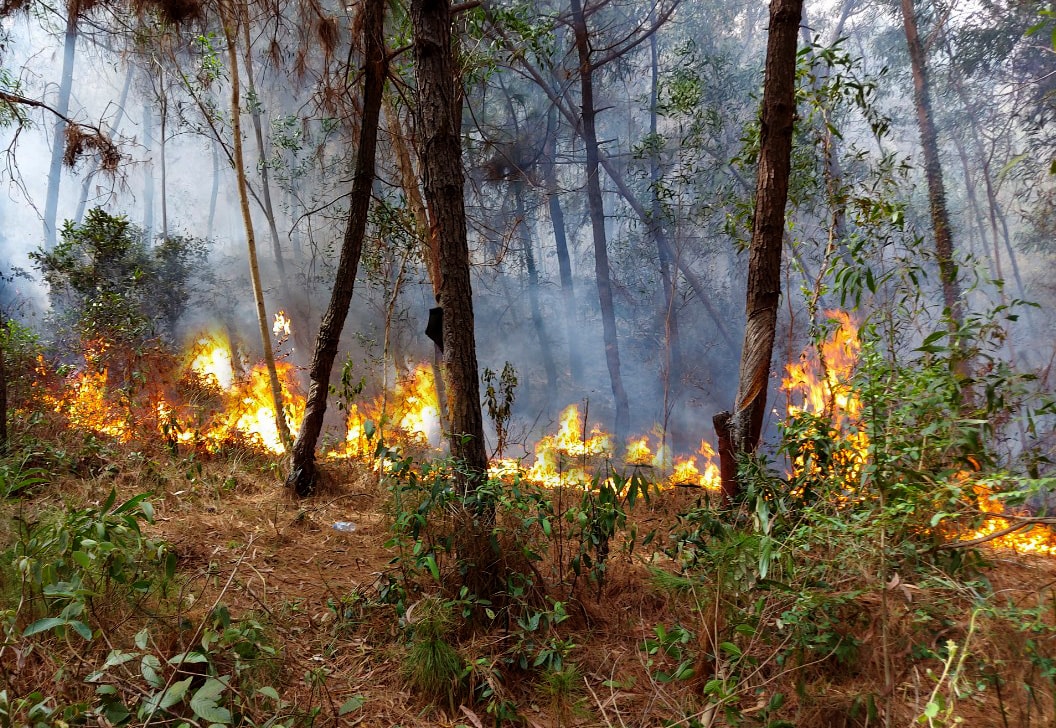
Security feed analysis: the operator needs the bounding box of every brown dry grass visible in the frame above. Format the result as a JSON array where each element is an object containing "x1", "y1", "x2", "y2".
[{"x1": 4, "y1": 425, "x2": 1056, "y2": 727}]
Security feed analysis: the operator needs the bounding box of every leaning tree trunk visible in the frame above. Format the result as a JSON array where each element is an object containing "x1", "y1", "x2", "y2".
[
  {"x1": 221, "y1": 0, "x2": 292, "y2": 452},
  {"x1": 714, "y1": 0, "x2": 803, "y2": 502},
  {"x1": 43, "y1": 8, "x2": 78, "y2": 250},
  {"x1": 411, "y1": 0, "x2": 488, "y2": 478},
  {"x1": 285, "y1": 0, "x2": 386, "y2": 496},
  {"x1": 570, "y1": 0, "x2": 631, "y2": 444},
  {"x1": 384, "y1": 96, "x2": 449, "y2": 433},
  {"x1": 900, "y1": 0, "x2": 962, "y2": 326}
]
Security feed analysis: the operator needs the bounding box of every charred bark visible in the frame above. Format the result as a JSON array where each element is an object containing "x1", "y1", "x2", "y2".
[
  {"x1": 716, "y1": 0, "x2": 802, "y2": 500},
  {"x1": 570, "y1": 0, "x2": 631, "y2": 443},
  {"x1": 285, "y1": 0, "x2": 387, "y2": 496},
  {"x1": 411, "y1": 0, "x2": 488, "y2": 478}
]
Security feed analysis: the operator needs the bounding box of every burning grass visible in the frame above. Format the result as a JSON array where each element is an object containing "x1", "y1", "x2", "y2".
[{"x1": 4, "y1": 310, "x2": 1056, "y2": 724}]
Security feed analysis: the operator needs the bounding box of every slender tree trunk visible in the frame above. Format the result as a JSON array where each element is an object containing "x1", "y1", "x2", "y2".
[
  {"x1": 143, "y1": 102, "x2": 155, "y2": 239},
  {"x1": 649, "y1": 24, "x2": 682, "y2": 442},
  {"x1": 208, "y1": 140, "x2": 220, "y2": 238},
  {"x1": 900, "y1": 0, "x2": 961, "y2": 325},
  {"x1": 411, "y1": 0, "x2": 488, "y2": 477},
  {"x1": 43, "y1": 9, "x2": 78, "y2": 250},
  {"x1": 284, "y1": 0, "x2": 386, "y2": 495},
  {"x1": 0, "y1": 310, "x2": 7, "y2": 454},
  {"x1": 221, "y1": 1, "x2": 292, "y2": 452},
  {"x1": 570, "y1": 0, "x2": 630, "y2": 443},
  {"x1": 515, "y1": 179, "x2": 558, "y2": 402},
  {"x1": 715, "y1": 0, "x2": 803, "y2": 501},
  {"x1": 159, "y1": 89, "x2": 169, "y2": 240},
  {"x1": 76, "y1": 65, "x2": 133, "y2": 224},
  {"x1": 543, "y1": 113, "x2": 583, "y2": 389},
  {"x1": 241, "y1": 15, "x2": 289, "y2": 295},
  {"x1": 383, "y1": 95, "x2": 449, "y2": 433}
]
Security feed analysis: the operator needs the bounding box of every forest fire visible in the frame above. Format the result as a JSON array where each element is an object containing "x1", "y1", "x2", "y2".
[
  {"x1": 781, "y1": 311, "x2": 869, "y2": 486},
  {"x1": 30, "y1": 312, "x2": 1055, "y2": 558}
]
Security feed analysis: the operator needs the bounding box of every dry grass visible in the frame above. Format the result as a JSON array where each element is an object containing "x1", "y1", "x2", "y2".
[{"x1": 3, "y1": 421, "x2": 1056, "y2": 726}]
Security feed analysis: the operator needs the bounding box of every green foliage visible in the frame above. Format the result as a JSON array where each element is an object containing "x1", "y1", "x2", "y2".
[
  {"x1": 30, "y1": 208, "x2": 211, "y2": 358},
  {"x1": 8, "y1": 488, "x2": 173, "y2": 641}
]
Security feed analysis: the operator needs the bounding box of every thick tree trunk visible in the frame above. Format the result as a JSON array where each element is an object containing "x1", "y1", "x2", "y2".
[
  {"x1": 411, "y1": 0, "x2": 488, "y2": 478},
  {"x1": 715, "y1": 0, "x2": 803, "y2": 500},
  {"x1": 900, "y1": 0, "x2": 962, "y2": 325},
  {"x1": 570, "y1": 0, "x2": 630, "y2": 444},
  {"x1": 221, "y1": 1, "x2": 292, "y2": 453},
  {"x1": 43, "y1": 10, "x2": 78, "y2": 250},
  {"x1": 285, "y1": 0, "x2": 386, "y2": 496}
]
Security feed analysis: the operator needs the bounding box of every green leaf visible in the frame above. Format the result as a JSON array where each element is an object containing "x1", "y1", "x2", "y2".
[
  {"x1": 23, "y1": 617, "x2": 67, "y2": 637},
  {"x1": 135, "y1": 628, "x2": 150, "y2": 650},
  {"x1": 719, "y1": 641, "x2": 742, "y2": 658},
  {"x1": 338, "y1": 695, "x2": 366, "y2": 715},
  {"x1": 141, "y1": 655, "x2": 163, "y2": 688},
  {"x1": 69, "y1": 620, "x2": 93, "y2": 640},
  {"x1": 256, "y1": 686, "x2": 280, "y2": 701},
  {"x1": 190, "y1": 678, "x2": 232, "y2": 724}
]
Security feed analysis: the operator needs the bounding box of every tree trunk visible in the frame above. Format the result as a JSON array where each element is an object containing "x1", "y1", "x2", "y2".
[
  {"x1": 221, "y1": 0, "x2": 292, "y2": 453},
  {"x1": 900, "y1": 0, "x2": 962, "y2": 326},
  {"x1": 383, "y1": 94, "x2": 449, "y2": 435},
  {"x1": 515, "y1": 179, "x2": 558, "y2": 403},
  {"x1": 570, "y1": 0, "x2": 630, "y2": 444},
  {"x1": 241, "y1": 15, "x2": 289, "y2": 296},
  {"x1": 411, "y1": 0, "x2": 488, "y2": 478},
  {"x1": 75, "y1": 65, "x2": 133, "y2": 224},
  {"x1": 43, "y1": 9, "x2": 78, "y2": 250},
  {"x1": 543, "y1": 110, "x2": 583, "y2": 389},
  {"x1": 649, "y1": 22, "x2": 683, "y2": 446},
  {"x1": 208, "y1": 140, "x2": 220, "y2": 238},
  {"x1": 142, "y1": 102, "x2": 155, "y2": 239},
  {"x1": 159, "y1": 89, "x2": 169, "y2": 240},
  {"x1": 715, "y1": 0, "x2": 803, "y2": 500},
  {"x1": 285, "y1": 0, "x2": 387, "y2": 496}
]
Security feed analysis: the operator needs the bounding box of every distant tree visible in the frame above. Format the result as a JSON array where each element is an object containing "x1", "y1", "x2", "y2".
[
  {"x1": 715, "y1": 0, "x2": 803, "y2": 501},
  {"x1": 900, "y1": 0, "x2": 962, "y2": 328}
]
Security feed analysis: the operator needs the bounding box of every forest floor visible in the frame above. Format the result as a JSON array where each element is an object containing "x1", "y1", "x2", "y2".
[{"x1": 5, "y1": 438, "x2": 1056, "y2": 727}]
